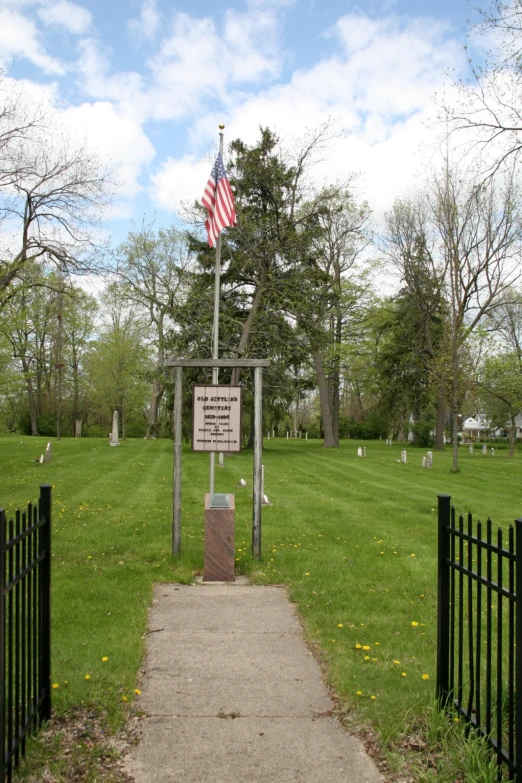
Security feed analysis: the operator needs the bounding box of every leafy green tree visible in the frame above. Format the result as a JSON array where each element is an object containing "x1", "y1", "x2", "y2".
[{"x1": 480, "y1": 352, "x2": 522, "y2": 457}]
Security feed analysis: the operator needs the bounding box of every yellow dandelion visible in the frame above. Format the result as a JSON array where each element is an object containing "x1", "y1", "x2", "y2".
[
  {"x1": 362, "y1": 645, "x2": 370, "y2": 651},
  {"x1": 52, "y1": 683, "x2": 59, "y2": 689},
  {"x1": 401, "y1": 672, "x2": 407, "y2": 677},
  {"x1": 338, "y1": 624, "x2": 343, "y2": 628},
  {"x1": 371, "y1": 695, "x2": 376, "y2": 700},
  {"x1": 101, "y1": 656, "x2": 108, "y2": 662},
  {"x1": 411, "y1": 621, "x2": 419, "y2": 627},
  {"x1": 356, "y1": 691, "x2": 362, "y2": 696},
  {"x1": 134, "y1": 689, "x2": 141, "y2": 695},
  {"x1": 122, "y1": 695, "x2": 127, "y2": 701},
  {"x1": 84, "y1": 674, "x2": 90, "y2": 681},
  {"x1": 421, "y1": 674, "x2": 430, "y2": 680},
  {"x1": 355, "y1": 643, "x2": 362, "y2": 649},
  {"x1": 364, "y1": 656, "x2": 370, "y2": 661},
  {"x1": 393, "y1": 660, "x2": 400, "y2": 665}
]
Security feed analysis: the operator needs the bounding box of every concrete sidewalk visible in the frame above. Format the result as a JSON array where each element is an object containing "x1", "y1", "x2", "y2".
[{"x1": 124, "y1": 582, "x2": 384, "y2": 783}]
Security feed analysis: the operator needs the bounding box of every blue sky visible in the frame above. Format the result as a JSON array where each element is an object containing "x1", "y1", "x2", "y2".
[{"x1": 0, "y1": 0, "x2": 484, "y2": 245}]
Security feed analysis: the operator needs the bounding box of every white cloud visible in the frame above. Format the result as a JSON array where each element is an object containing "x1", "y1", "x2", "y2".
[
  {"x1": 150, "y1": 13, "x2": 468, "y2": 222},
  {"x1": 150, "y1": 155, "x2": 212, "y2": 213},
  {"x1": 38, "y1": 0, "x2": 92, "y2": 34},
  {"x1": 128, "y1": 0, "x2": 160, "y2": 41},
  {"x1": 62, "y1": 101, "x2": 156, "y2": 199},
  {"x1": 0, "y1": 8, "x2": 65, "y2": 74}
]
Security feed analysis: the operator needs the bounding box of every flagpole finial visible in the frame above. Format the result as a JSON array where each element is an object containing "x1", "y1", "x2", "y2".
[{"x1": 219, "y1": 123, "x2": 225, "y2": 130}]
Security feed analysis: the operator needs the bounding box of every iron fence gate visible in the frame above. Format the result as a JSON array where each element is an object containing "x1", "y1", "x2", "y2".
[
  {"x1": 0, "y1": 484, "x2": 51, "y2": 782},
  {"x1": 437, "y1": 493, "x2": 522, "y2": 781}
]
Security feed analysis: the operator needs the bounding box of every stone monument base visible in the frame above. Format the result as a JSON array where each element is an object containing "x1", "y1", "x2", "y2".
[{"x1": 204, "y1": 494, "x2": 235, "y2": 582}]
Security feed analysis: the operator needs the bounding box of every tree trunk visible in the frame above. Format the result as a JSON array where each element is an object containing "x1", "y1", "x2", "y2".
[
  {"x1": 509, "y1": 413, "x2": 516, "y2": 458},
  {"x1": 434, "y1": 390, "x2": 446, "y2": 450},
  {"x1": 145, "y1": 375, "x2": 164, "y2": 439},
  {"x1": 22, "y1": 357, "x2": 39, "y2": 436},
  {"x1": 313, "y1": 352, "x2": 335, "y2": 448},
  {"x1": 231, "y1": 265, "x2": 268, "y2": 386},
  {"x1": 331, "y1": 313, "x2": 342, "y2": 447},
  {"x1": 121, "y1": 405, "x2": 126, "y2": 440},
  {"x1": 451, "y1": 410, "x2": 459, "y2": 472},
  {"x1": 146, "y1": 318, "x2": 165, "y2": 439}
]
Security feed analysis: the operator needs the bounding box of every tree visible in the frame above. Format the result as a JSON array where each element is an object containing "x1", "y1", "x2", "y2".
[
  {"x1": 115, "y1": 224, "x2": 192, "y2": 438},
  {"x1": 384, "y1": 196, "x2": 446, "y2": 447},
  {"x1": 0, "y1": 77, "x2": 117, "y2": 311},
  {"x1": 480, "y1": 352, "x2": 522, "y2": 457},
  {"x1": 442, "y1": 0, "x2": 522, "y2": 177},
  {"x1": 431, "y1": 163, "x2": 522, "y2": 470},
  {"x1": 85, "y1": 285, "x2": 152, "y2": 438},
  {"x1": 304, "y1": 188, "x2": 372, "y2": 447}
]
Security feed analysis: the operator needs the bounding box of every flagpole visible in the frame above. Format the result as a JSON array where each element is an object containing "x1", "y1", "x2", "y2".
[{"x1": 209, "y1": 126, "x2": 225, "y2": 495}]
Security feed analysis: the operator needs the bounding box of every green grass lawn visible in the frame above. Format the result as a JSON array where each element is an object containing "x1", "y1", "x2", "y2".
[{"x1": 1, "y1": 435, "x2": 520, "y2": 781}]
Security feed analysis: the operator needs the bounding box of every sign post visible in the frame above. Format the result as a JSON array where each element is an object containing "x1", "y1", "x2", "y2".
[{"x1": 168, "y1": 358, "x2": 269, "y2": 559}]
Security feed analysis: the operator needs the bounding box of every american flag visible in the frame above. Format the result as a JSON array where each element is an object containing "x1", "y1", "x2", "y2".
[{"x1": 201, "y1": 153, "x2": 236, "y2": 248}]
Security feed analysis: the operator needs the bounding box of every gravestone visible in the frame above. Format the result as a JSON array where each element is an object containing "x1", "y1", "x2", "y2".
[
  {"x1": 422, "y1": 456, "x2": 427, "y2": 468},
  {"x1": 401, "y1": 450, "x2": 407, "y2": 464},
  {"x1": 491, "y1": 448, "x2": 495, "y2": 456},
  {"x1": 218, "y1": 452, "x2": 224, "y2": 469},
  {"x1": 469, "y1": 444, "x2": 474, "y2": 454},
  {"x1": 39, "y1": 454, "x2": 44, "y2": 464},
  {"x1": 110, "y1": 411, "x2": 120, "y2": 447},
  {"x1": 305, "y1": 432, "x2": 308, "y2": 440},
  {"x1": 75, "y1": 420, "x2": 82, "y2": 438},
  {"x1": 272, "y1": 429, "x2": 275, "y2": 438},
  {"x1": 44, "y1": 442, "x2": 52, "y2": 463},
  {"x1": 299, "y1": 431, "x2": 302, "y2": 439},
  {"x1": 483, "y1": 443, "x2": 487, "y2": 455},
  {"x1": 357, "y1": 447, "x2": 362, "y2": 457},
  {"x1": 267, "y1": 431, "x2": 270, "y2": 440},
  {"x1": 286, "y1": 432, "x2": 289, "y2": 440},
  {"x1": 427, "y1": 451, "x2": 433, "y2": 469},
  {"x1": 238, "y1": 478, "x2": 247, "y2": 487}
]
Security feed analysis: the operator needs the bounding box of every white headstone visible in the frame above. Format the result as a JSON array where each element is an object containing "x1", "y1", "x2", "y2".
[
  {"x1": 39, "y1": 454, "x2": 44, "y2": 464},
  {"x1": 401, "y1": 450, "x2": 407, "y2": 464},
  {"x1": 267, "y1": 431, "x2": 270, "y2": 440},
  {"x1": 299, "y1": 431, "x2": 302, "y2": 439},
  {"x1": 427, "y1": 451, "x2": 433, "y2": 469},
  {"x1": 262, "y1": 494, "x2": 270, "y2": 505},
  {"x1": 44, "y1": 442, "x2": 52, "y2": 463},
  {"x1": 491, "y1": 448, "x2": 495, "y2": 456},
  {"x1": 305, "y1": 432, "x2": 308, "y2": 440},
  {"x1": 357, "y1": 447, "x2": 363, "y2": 457},
  {"x1": 286, "y1": 432, "x2": 289, "y2": 440},
  {"x1": 218, "y1": 452, "x2": 224, "y2": 468},
  {"x1": 238, "y1": 478, "x2": 247, "y2": 487},
  {"x1": 272, "y1": 429, "x2": 275, "y2": 438},
  {"x1": 483, "y1": 443, "x2": 487, "y2": 454},
  {"x1": 422, "y1": 456, "x2": 427, "y2": 468},
  {"x1": 110, "y1": 411, "x2": 120, "y2": 446},
  {"x1": 75, "y1": 419, "x2": 82, "y2": 438},
  {"x1": 469, "y1": 444, "x2": 474, "y2": 454}
]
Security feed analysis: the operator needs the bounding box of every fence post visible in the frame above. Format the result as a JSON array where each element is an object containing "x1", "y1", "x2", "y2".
[
  {"x1": 437, "y1": 494, "x2": 452, "y2": 706},
  {"x1": 0, "y1": 507, "x2": 5, "y2": 780},
  {"x1": 38, "y1": 485, "x2": 52, "y2": 722},
  {"x1": 515, "y1": 518, "x2": 522, "y2": 782}
]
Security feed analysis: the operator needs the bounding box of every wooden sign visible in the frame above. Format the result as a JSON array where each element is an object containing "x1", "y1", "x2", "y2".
[{"x1": 192, "y1": 385, "x2": 242, "y2": 452}]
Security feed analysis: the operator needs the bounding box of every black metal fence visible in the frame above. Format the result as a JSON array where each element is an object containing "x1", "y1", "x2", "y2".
[
  {"x1": 437, "y1": 493, "x2": 522, "y2": 781},
  {"x1": 0, "y1": 485, "x2": 52, "y2": 782}
]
